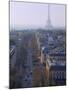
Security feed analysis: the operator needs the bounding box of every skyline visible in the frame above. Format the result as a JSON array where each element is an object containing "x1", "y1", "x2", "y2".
[{"x1": 10, "y1": 2, "x2": 66, "y2": 30}]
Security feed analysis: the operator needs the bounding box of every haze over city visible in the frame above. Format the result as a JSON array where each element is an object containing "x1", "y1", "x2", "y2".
[
  {"x1": 10, "y1": 2, "x2": 66, "y2": 30},
  {"x1": 10, "y1": 1, "x2": 66, "y2": 89}
]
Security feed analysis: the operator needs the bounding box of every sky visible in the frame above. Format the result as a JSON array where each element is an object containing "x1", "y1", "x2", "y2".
[{"x1": 10, "y1": 1, "x2": 66, "y2": 29}]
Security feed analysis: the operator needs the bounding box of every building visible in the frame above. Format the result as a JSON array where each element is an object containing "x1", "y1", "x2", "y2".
[{"x1": 45, "y1": 52, "x2": 66, "y2": 86}]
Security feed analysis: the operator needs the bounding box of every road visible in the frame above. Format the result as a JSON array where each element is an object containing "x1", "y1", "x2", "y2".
[
  {"x1": 21, "y1": 37, "x2": 33, "y2": 88},
  {"x1": 10, "y1": 34, "x2": 47, "y2": 88}
]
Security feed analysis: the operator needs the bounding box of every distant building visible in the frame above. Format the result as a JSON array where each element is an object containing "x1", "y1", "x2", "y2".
[
  {"x1": 41, "y1": 46, "x2": 50, "y2": 64},
  {"x1": 45, "y1": 4, "x2": 53, "y2": 30},
  {"x1": 48, "y1": 36, "x2": 54, "y2": 45}
]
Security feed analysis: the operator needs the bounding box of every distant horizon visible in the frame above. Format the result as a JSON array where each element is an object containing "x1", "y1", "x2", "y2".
[{"x1": 10, "y1": 25, "x2": 66, "y2": 31}]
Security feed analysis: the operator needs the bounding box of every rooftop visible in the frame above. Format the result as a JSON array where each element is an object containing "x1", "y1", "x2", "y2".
[{"x1": 46, "y1": 52, "x2": 66, "y2": 67}]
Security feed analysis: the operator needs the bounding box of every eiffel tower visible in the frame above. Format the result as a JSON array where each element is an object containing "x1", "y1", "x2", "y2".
[{"x1": 46, "y1": 4, "x2": 53, "y2": 30}]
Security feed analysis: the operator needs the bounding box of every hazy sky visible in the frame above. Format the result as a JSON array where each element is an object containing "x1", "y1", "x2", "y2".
[{"x1": 10, "y1": 2, "x2": 66, "y2": 29}]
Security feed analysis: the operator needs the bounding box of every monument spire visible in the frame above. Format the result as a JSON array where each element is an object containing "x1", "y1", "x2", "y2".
[{"x1": 46, "y1": 4, "x2": 53, "y2": 30}]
